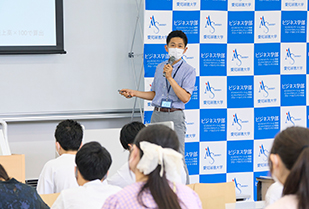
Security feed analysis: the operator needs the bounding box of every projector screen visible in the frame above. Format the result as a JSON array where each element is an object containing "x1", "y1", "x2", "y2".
[{"x1": 0, "y1": 0, "x2": 65, "y2": 54}]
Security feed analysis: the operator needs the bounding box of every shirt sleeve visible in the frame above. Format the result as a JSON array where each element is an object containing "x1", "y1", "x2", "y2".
[
  {"x1": 37, "y1": 163, "x2": 54, "y2": 195},
  {"x1": 182, "y1": 68, "x2": 196, "y2": 96}
]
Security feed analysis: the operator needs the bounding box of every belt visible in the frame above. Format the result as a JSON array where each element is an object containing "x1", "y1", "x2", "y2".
[{"x1": 154, "y1": 107, "x2": 182, "y2": 112}]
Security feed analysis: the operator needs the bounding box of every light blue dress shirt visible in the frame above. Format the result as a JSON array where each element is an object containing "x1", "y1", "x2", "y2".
[{"x1": 151, "y1": 59, "x2": 196, "y2": 109}]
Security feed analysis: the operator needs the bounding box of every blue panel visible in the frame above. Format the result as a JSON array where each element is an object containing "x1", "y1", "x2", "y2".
[
  {"x1": 185, "y1": 77, "x2": 199, "y2": 109},
  {"x1": 144, "y1": 111, "x2": 153, "y2": 125},
  {"x1": 185, "y1": 142, "x2": 199, "y2": 175},
  {"x1": 200, "y1": 174, "x2": 227, "y2": 183},
  {"x1": 145, "y1": 0, "x2": 172, "y2": 10},
  {"x1": 281, "y1": 75, "x2": 306, "y2": 106},
  {"x1": 144, "y1": 44, "x2": 167, "y2": 77},
  {"x1": 255, "y1": 0, "x2": 281, "y2": 11},
  {"x1": 227, "y1": 140, "x2": 254, "y2": 173},
  {"x1": 200, "y1": 109, "x2": 227, "y2": 141},
  {"x1": 172, "y1": 11, "x2": 200, "y2": 44},
  {"x1": 200, "y1": 44, "x2": 227, "y2": 76},
  {"x1": 228, "y1": 11, "x2": 254, "y2": 43},
  {"x1": 281, "y1": 11, "x2": 307, "y2": 43},
  {"x1": 254, "y1": 43, "x2": 280, "y2": 75},
  {"x1": 201, "y1": 0, "x2": 227, "y2": 11},
  {"x1": 227, "y1": 76, "x2": 254, "y2": 108},
  {"x1": 254, "y1": 107, "x2": 280, "y2": 139}
]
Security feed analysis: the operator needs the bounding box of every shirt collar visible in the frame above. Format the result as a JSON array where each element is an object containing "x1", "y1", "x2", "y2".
[{"x1": 172, "y1": 59, "x2": 184, "y2": 69}]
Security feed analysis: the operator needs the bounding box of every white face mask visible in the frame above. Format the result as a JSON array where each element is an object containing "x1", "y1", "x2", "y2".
[{"x1": 168, "y1": 47, "x2": 184, "y2": 60}]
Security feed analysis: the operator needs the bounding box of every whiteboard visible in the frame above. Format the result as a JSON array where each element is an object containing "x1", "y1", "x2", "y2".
[{"x1": 0, "y1": 0, "x2": 144, "y2": 116}]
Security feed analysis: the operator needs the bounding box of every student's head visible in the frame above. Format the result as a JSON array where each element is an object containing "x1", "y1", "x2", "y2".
[
  {"x1": 129, "y1": 125, "x2": 181, "y2": 209},
  {"x1": 54, "y1": 119, "x2": 83, "y2": 152},
  {"x1": 269, "y1": 126, "x2": 309, "y2": 209},
  {"x1": 165, "y1": 30, "x2": 188, "y2": 61},
  {"x1": 75, "y1": 141, "x2": 111, "y2": 184},
  {"x1": 120, "y1": 121, "x2": 145, "y2": 151},
  {"x1": 0, "y1": 164, "x2": 9, "y2": 181}
]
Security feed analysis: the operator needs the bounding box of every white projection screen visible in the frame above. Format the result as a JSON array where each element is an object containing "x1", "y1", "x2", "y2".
[{"x1": 0, "y1": 0, "x2": 65, "y2": 54}]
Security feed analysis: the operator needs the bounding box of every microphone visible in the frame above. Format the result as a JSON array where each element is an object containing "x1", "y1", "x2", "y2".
[{"x1": 163, "y1": 56, "x2": 176, "y2": 77}]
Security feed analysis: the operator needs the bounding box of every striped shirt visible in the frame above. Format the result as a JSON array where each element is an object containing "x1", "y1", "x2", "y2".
[{"x1": 151, "y1": 59, "x2": 196, "y2": 109}]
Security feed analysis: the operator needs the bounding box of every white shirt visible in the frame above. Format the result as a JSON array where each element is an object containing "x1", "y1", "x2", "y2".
[
  {"x1": 37, "y1": 154, "x2": 78, "y2": 194},
  {"x1": 265, "y1": 182, "x2": 283, "y2": 207},
  {"x1": 107, "y1": 162, "x2": 135, "y2": 188},
  {"x1": 51, "y1": 179, "x2": 122, "y2": 209},
  {"x1": 265, "y1": 195, "x2": 298, "y2": 209},
  {"x1": 107, "y1": 162, "x2": 187, "y2": 188}
]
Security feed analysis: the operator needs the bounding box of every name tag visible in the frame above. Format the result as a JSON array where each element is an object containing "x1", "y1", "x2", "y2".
[{"x1": 160, "y1": 99, "x2": 173, "y2": 109}]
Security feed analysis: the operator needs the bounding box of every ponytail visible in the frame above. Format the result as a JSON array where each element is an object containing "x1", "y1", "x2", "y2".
[
  {"x1": 137, "y1": 166, "x2": 182, "y2": 209},
  {"x1": 283, "y1": 147, "x2": 309, "y2": 209}
]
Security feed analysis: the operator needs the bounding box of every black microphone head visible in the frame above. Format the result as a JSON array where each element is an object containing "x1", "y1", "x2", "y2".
[{"x1": 168, "y1": 56, "x2": 176, "y2": 65}]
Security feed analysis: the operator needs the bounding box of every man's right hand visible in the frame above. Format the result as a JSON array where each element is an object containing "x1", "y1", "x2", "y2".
[{"x1": 119, "y1": 89, "x2": 135, "y2": 98}]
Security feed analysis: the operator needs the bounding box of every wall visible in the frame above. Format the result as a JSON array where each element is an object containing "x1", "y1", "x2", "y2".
[{"x1": 1, "y1": 0, "x2": 145, "y2": 179}]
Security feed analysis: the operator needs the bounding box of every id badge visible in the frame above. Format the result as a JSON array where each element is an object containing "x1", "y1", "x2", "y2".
[{"x1": 160, "y1": 99, "x2": 173, "y2": 109}]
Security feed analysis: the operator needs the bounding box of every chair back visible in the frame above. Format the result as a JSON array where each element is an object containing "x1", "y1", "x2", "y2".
[
  {"x1": 40, "y1": 193, "x2": 60, "y2": 207},
  {"x1": 188, "y1": 182, "x2": 236, "y2": 209},
  {"x1": 147, "y1": 121, "x2": 174, "y2": 130}
]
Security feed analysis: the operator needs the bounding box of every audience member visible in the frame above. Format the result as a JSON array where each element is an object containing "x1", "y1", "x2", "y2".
[
  {"x1": 37, "y1": 119, "x2": 83, "y2": 194},
  {"x1": 265, "y1": 126, "x2": 309, "y2": 209},
  {"x1": 102, "y1": 125, "x2": 202, "y2": 209},
  {"x1": 0, "y1": 164, "x2": 49, "y2": 209},
  {"x1": 107, "y1": 121, "x2": 145, "y2": 188},
  {"x1": 52, "y1": 141, "x2": 121, "y2": 209}
]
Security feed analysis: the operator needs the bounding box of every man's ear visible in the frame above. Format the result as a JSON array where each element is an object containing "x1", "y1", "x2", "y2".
[
  {"x1": 183, "y1": 46, "x2": 188, "y2": 54},
  {"x1": 55, "y1": 141, "x2": 61, "y2": 151},
  {"x1": 164, "y1": 45, "x2": 169, "y2": 53}
]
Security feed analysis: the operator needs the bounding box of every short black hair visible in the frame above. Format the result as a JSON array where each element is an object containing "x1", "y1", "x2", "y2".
[
  {"x1": 166, "y1": 30, "x2": 188, "y2": 46},
  {"x1": 54, "y1": 120, "x2": 83, "y2": 151},
  {"x1": 120, "y1": 121, "x2": 145, "y2": 150},
  {"x1": 75, "y1": 141, "x2": 112, "y2": 181}
]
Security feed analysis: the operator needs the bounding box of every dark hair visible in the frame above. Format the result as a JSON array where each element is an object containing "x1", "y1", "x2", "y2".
[
  {"x1": 120, "y1": 121, "x2": 145, "y2": 150},
  {"x1": 166, "y1": 30, "x2": 188, "y2": 47},
  {"x1": 269, "y1": 126, "x2": 309, "y2": 209},
  {"x1": 134, "y1": 124, "x2": 181, "y2": 209},
  {"x1": 55, "y1": 119, "x2": 83, "y2": 151},
  {"x1": 0, "y1": 164, "x2": 10, "y2": 181},
  {"x1": 75, "y1": 141, "x2": 112, "y2": 181}
]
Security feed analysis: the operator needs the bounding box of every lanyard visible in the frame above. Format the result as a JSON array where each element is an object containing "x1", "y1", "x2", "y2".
[{"x1": 166, "y1": 61, "x2": 183, "y2": 99}]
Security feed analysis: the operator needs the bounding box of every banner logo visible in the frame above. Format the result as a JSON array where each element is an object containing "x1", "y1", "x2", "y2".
[
  {"x1": 232, "y1": 114, "x2": 248, "y2": 131},
  {"x1": 205, "y1": 16, "x2": 222, "y2": 34},
  {"x1": 258, "y1": 144, "x2": 269, "y2": 161},
  {"x1": 149, "y1": 15, "x2": 166, "y2": 34},
  {"x1": 232, "y1": 49, "x2": 248, "y2": 66},
  {"x1": 285, "y1": 112, "x2": 301, "y2": 126},
  {"x1": 204, "y1": 147, "x2": 221, "y2": 164},
  {"x1": 232, "y1": 178, "x2": 248, "y2": 194},
  {"x1": 258, "y1": 80, "x2": 275, "y2": 98},
  {"x1": 259, "y1": 16, "x2": 275, "y2": 34},
  {"x1": 204, "y1": 81, "x2": 221, "y2": 99},
  {"x1": 285, "y1": 48, "x2": 301, "y2": 65}
]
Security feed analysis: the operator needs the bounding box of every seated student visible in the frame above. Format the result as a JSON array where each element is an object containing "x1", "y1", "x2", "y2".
[
  {"x1": 265, "y1": 126, "x2": 309, "y2": 209},
  {"x1": 51, "y1": 141, "x2": 121, "y2": 209},
  {"x1": 107, "y1": 121, "x2": 145, "y2": 188},
  {"x1": 102, "y1": 125, "x2": 202, "y2": 209},
  {"x1": 0, "y1": 164, "x2": 49, "y2": 209},
  {"x1": 37, "y1": 120, "x2": 83, "y2": 194}
]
